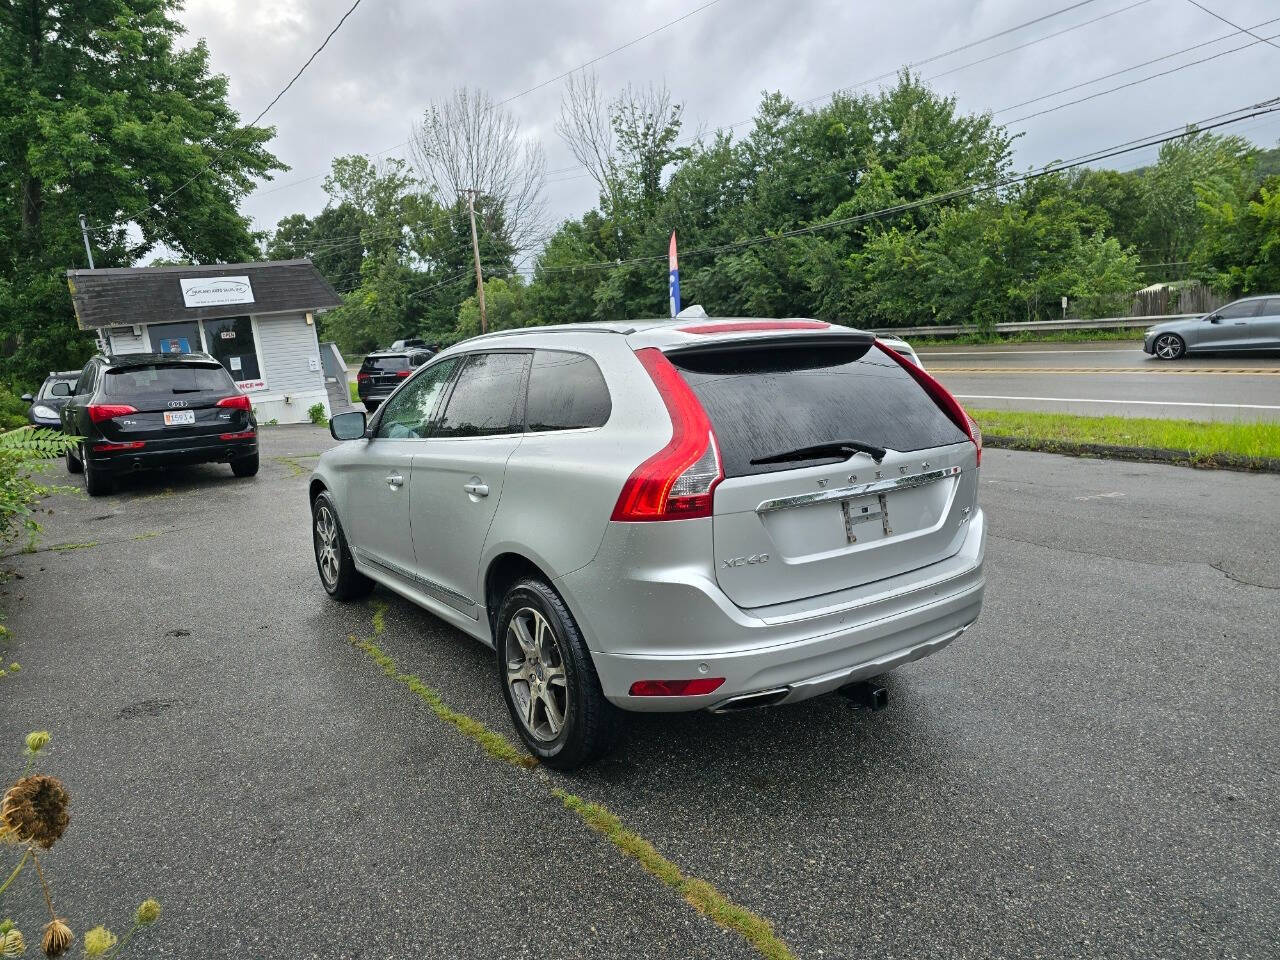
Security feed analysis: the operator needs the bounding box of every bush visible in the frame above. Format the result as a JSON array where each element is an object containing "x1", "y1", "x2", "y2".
[
  {"x1": 0, "y1": 428, "x2": 78, "y2": 545},
  {"x1": 0, "y1": 385, "x2": 30, "y2": 431},
  {"x1": 307, "y1": 402, "x2": 328, "y2": 426}
]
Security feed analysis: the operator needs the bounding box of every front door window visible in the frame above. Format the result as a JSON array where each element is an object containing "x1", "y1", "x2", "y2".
[{"x1": 203, "y1": 316, "x2": 262, "y2": 385}]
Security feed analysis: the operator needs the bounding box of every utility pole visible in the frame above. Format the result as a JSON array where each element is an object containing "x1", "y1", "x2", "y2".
[
  {"x1": 465, "y1": 189, "x2": 488, "y2": 335},
  {"x1": 78, "y1": 213, "x2": 96, "y2": 269}
]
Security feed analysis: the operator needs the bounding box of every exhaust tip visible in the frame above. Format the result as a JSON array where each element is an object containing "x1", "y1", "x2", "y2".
[{"x1": 709, "y1": 687, "x2": 790, "y2": 714}]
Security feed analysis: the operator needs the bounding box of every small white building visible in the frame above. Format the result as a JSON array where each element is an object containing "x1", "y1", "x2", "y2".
[{"x1": 66, "y1": 259, "x2": 341, "y2": 424}]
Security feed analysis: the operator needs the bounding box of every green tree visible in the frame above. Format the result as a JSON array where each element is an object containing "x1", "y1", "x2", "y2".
[
  {"x1": 1194, "y1": 176, "x2": 1280, "y2": 295},
  {"x1": 0, "y1": 1, "x2": 284, "y2": 384}
]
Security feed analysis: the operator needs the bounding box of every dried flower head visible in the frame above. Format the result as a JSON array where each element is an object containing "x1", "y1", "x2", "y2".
[
  {"x1": 41, "y1": 919, "x2": 72, "y2": 958},
  {"x1": 82, "y1": 927, "x2": 115, "y2": 958},
  {"x1": 0, "y1": 776, "x2": 69, "y2": 850},
  {"x1": 0, "y1": 928, "x2": 24, "y2": 958},
  {"x1": 134, "y1": 899, "x2": 161, "y2": 926},
  {"x1": 24, "y1": 731, "x2": 49, "y2": 754}
]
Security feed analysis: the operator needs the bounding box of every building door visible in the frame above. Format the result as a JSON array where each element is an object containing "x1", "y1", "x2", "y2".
[
  {"x1": 147, "y1": 321, "x2": 203, "y2": 355},
  {"x1": 202, "y1": 315, "x2": 262, "y2": 386}
]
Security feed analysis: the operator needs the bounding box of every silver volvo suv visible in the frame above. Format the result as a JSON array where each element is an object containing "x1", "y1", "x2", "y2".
[{"x1": 309, "y1": 318, "x2": 986, "y2": 768}]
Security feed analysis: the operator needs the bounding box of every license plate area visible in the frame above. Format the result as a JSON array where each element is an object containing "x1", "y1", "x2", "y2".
[
  {"x1": 840, "y1": 493, "x2": 890, "y2": 544},
  {"x1": 163, "y1": 410, "x2": 196, "y2": 426}
]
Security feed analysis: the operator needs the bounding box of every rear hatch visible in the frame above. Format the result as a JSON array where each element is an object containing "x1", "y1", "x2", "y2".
[
  {"x1": 666, "y1": 335, "x2": 977, "y2": 609},
  {"x1": 97, "y1": 362, "x2": 251, "y2": 443},
  {"x1": 359, "y1": 354, "x2": 412, "y2": 396}
]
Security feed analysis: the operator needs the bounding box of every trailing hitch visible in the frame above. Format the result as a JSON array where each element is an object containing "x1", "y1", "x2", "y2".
[{"x1": 839, "y1": 680, "x2": 888, "y2": 711}]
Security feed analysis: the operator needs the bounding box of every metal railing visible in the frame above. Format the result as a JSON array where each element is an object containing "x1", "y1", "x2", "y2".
[{"x1": 876, "y1": 314, "x2": 1198, "y2": 337}]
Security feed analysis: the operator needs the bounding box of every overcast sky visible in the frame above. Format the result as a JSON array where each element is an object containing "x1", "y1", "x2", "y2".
[{"x1": 179, "y1": 0, "x2": 1280, "y2": 239}]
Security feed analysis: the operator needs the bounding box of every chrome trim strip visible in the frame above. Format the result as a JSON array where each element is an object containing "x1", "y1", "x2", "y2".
[
  {"x1": 756, "y1": 465, "x2": 961, "y2": 514},
  {"x1": 353, "y1": 548, "x2": 480, "y2": 618}
]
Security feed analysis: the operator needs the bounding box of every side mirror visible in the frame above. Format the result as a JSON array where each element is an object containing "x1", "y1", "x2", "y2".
[
  {"x1": 20, "y1": 394, "x2": 32, "y2": 403},
  {"x1": 330, "y1": 410, "x2": 367, "y2": 441},
  {"x1": 50, "y1": 382, "x2": 71, "y2": 397},
  {"x1": 1207, "y1": 315, "x2": 1221, "y2": 324}
]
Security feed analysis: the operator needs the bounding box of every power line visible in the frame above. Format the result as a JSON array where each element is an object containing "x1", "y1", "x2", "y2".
[
  {"x1": 87, "y1": 0, "x2": 367, "y2": 231},
  {"x1": 1006, "y1": 30, "x2": 1280, "y2": 124},
  {"x1": 996, "y1": 15, "x2": 1280, "y2": 114},
  {"x1": 526, "y1": 97, "x2": 1280, "y2": 276},
  {"x1": 1184, "y1": 0, "x2": 1280, "y2": 52}
]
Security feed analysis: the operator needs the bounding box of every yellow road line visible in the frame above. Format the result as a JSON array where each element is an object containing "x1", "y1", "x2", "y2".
[
  {"x1": 929, "y1": 366, "x2": 1280, "y2": 375},
  {"x1": 349, "y1": 603, "x2": 797, "y2": 960}
]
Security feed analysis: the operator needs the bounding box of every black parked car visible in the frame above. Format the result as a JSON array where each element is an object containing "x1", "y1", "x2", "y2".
[
  {"x1": 61, "y1": 352, "x2": 259, "y2": 496},
  {"x1": 22, "y1": 370, "x2": 80, "y2": 427},
  {"x1": 355, "y1": 348, "x2": 432, "y2": 411}
]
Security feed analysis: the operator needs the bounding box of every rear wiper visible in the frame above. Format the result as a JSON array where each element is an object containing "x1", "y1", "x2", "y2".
[{"x1": 750, "y1": 439, "x2": 887, "y2": 466}]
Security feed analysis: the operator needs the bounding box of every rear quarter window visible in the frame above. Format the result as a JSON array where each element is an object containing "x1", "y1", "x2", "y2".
[
  {"x1": 669, "y1": 343, "x2": 968, "y2": 478},
  {"x1": 525, "y1": 350, "x2": 611, "y2": 431}
]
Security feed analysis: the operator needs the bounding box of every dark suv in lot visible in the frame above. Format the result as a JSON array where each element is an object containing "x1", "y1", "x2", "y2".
[
  {"x1": 61, "y1": 352, "x2": 259, "y2": 496},
  {"x1": 355, "y1": 347, "x2": 432, "y2": 411}
]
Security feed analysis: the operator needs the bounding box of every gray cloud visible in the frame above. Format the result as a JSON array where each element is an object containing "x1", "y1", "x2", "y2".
[{"x1": 179, "y1": 0, "x2": 1280, "y2": 236}]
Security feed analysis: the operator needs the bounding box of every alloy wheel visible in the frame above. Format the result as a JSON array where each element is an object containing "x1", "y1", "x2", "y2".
[
  {"x1": 1154, "y1": 334, "x2": 1183, "y2": 360},
  {"x1": 314, "y1": 505, "x2": 340, "y2": 588},
  {"x1": 505, "y1": 606, "x2": 569, "y2": 742}
]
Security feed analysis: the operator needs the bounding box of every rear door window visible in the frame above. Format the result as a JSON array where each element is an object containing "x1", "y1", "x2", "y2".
[
  {"x1": 525, "y1": 350, "x2": 611, "y2": 431},
  {"x1": 102, "y1": 364, "x2": 236, "y2": 403},
  {"x1": 669, "y1": 343, "x2": 968, "y2": 478},
  {"x1": 433, "y1": 352, "x2": 531, "y2": 438}
]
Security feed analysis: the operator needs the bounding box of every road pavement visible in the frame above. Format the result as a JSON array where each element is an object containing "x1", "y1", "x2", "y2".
[
  {"x1": 2, "y1": 427, "x2": 1276, "y2": 959},
  {"x1": 920, "y1": 340, "x2": 1280, "y2": 421}
]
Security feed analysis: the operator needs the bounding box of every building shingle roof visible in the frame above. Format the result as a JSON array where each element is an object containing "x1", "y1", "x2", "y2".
[{"x1": 66, "y1": 259, "x2": 341, "y2": 330}]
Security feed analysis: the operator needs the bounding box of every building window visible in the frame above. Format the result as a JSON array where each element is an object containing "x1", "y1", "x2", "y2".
[
  {"x1": 202, "y1": 315, "x2": 262, "y2": 384},
  {"x1": 148, "y1": 321, "x2": 203, "y2": 355}
]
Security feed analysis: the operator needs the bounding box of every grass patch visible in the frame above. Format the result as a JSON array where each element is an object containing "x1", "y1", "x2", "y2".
[
  {"x1": 132, "y1": 531, "x2": 161, "y2": 542},
  {"x1": 972, "y1": 409, "x2": 1280, "y2": 464},
  {"x1": 49, "y1": 540, "x2": 98, "y2": 552},
  {"x1": 273, "y1": 453, "x2": 321, "y2": 478},
  {"x1": 348, "y1": 381, "x2": 360, "y2": 404},
  {"x1": 910, "y1": 327, "x2": 1145, "y2": 346},
  {"x1": 555, "y1": 789, "x2": 796, "y2": 960}
]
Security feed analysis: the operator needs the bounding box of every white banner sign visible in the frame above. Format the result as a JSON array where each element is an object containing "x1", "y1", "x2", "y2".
[{"x1": 180, "y1": 276, "x2": 255, "y2": 308}]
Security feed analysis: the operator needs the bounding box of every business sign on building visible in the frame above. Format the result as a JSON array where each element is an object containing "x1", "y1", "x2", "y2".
[{"x1": 179, "y1": 276, "x2": 255, "y2": 308}]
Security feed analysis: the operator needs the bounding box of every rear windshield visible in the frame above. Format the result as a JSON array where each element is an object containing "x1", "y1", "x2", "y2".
[
  {"x1": 361, "y1": 355, "x2": 410, "y2": 373},
  {"x1": 669, "y1": 343, "x2": 968, "y2": 478},
  {"x1": 103, "y1": 364, "x2": 236, "y2": 401}
]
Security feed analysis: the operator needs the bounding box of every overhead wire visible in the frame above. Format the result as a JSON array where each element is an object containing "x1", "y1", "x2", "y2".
[{"x1": 1184, "y1": 0, "x2": 1280, "y2": 52}]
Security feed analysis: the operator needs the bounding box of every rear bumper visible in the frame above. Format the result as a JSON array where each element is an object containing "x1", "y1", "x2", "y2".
[
  {"x1": 87, "y1": 435, "x2": 257, "y2": 472},
  {"x1": 561, "y1": 509, "x2": 986, "y2": 713}
]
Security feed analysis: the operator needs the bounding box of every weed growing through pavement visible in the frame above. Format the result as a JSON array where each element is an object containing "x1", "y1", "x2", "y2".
[
  {"x1": 47, "y1": 542, "x2": 97, "y2": 553},
  {"x1": 345, "y1": 603, "x2": 796, "y2": 959},
  {"x1": 0, "y1": 732, "x2": 162, "y2": 957},
  {"x1": 273, "y1": 454, "x2": 321, "y2": 478}
]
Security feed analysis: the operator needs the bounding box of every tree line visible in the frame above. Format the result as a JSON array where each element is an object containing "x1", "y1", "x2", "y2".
[{"x1": 3, "y1": 3, "x2": 1279, "y2": 389}]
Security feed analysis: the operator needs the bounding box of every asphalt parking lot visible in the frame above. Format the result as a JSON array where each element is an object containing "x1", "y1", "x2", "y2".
[
  {"x1": 922, "y1": 341, "x2": 1280, "y2": 422},
  {"x1": 2, "y1": 426, "x2": 1277, "y2": 959}
]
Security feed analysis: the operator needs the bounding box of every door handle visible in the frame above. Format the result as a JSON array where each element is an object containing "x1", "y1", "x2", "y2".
[
  {"x1": 386, "y1": 473, "x2": 404, "y2": 489},
  {"x1": 463, "y1": 481, "x2": 489, "y2": 497}
]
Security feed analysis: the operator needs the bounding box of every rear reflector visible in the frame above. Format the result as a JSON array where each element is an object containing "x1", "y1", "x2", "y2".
[
  {"x1": 216, "y1": 395, "x2": 252, "y2": 411},
  {"x1": 678, "y1": 320, "x2": 830, "y2": 335},
  {"x1": 611, "y1": 348, "x2": 723, "y2": 522},
  {"x1": 92, "y1": 441, "x2": 145, "y2": 452},
  {"x1": 629, "y1": 678, "x2": 726, "y2": 697},
  {"x1": 219, "y1": 431, "x2": 256, "y2": 441},
  {"x1": 86, "y1": 404, "x2": 138, "y2": 423},
  {"x1": 875, "y1": 340, "x2": 982, "y2": 465}
]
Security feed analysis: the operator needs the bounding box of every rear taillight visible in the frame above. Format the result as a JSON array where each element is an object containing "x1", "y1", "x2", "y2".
[
  {"x1": 92, "y1": 441, "x2": 145, "y2": 452},
  {"x1": 219, "y1": 430, "x2": 256, "y2": 441},
  {"x1": 629, "y1": 678, "x2": 726, "y2": 697},
  {"x1": 395, "y1": 369, "x2": 412, "y2": 378},
  {"x1": 86, "y1": 404, "x2": 137, "y2": 423},
  {"x1": 611, "y1": 348, "x2": 723, "y2": 522},
  {"x1": 875, "y1": 340, "x2": 982, "y2": 465},
  {"x1": 216, "y1": 395, "x2": 252, "y2": 411},
  {"x1": 356, "y1": 372, "x2": 370, "y2": 382}
]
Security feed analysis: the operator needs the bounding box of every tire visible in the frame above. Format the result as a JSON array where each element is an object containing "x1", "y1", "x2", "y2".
[
  {"x1": 312, "y1": 491, "x2": 374, "y2": 601},
  {"x1": 496, "y1": 578, "x2": 621, "y2": 769},
  {"x1": 65, "y1": 442, "x2": 83, "y2": 474},
  {"x1": 82, "y1": 447, "x2": 113, "y2": 497},
  {"x1": 230, "y1": 453, "x2": 259, "y2": 478},
  {"x1": 363, "y1": 400, "x2": 380, "y2": 413},
  {"x1": 1152, "y1": 332, "x2": 1186, "y2": 360}
]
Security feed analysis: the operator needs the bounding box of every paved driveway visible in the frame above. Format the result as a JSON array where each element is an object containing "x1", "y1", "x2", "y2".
[{"x1": 2, "y1": 426, "x2": 1276, "y2": 958}]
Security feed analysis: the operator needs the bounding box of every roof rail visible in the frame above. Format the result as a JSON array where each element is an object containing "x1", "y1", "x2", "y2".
[{"x1": 469, "y1": 325, "x2": 636, "y2": 341}]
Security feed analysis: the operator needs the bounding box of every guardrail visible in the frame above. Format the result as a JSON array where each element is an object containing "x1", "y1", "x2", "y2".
[{"x1": 877, "y1": 314, "x2": 1199, "y2": 337}]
